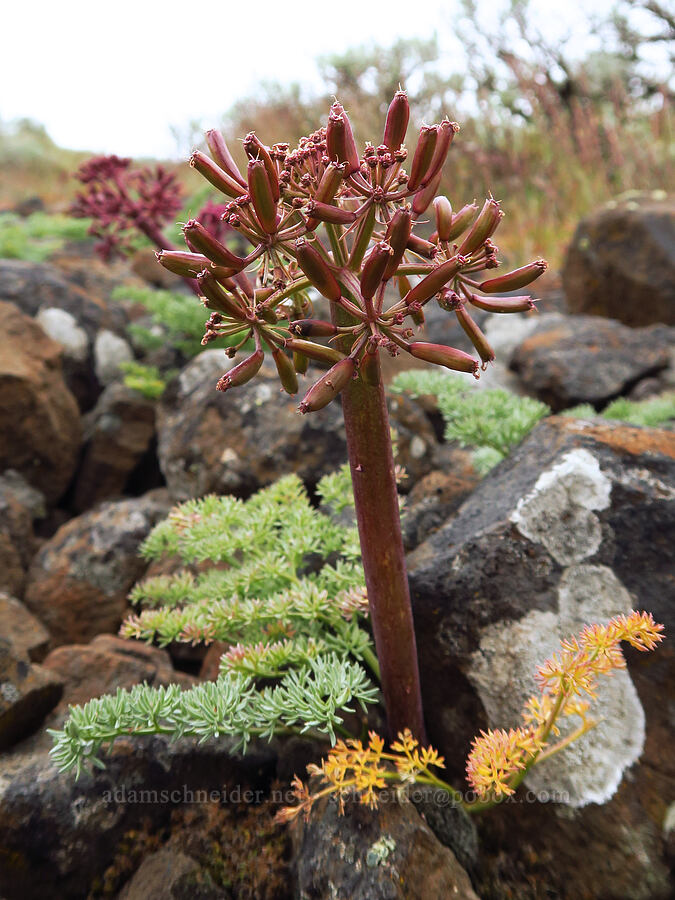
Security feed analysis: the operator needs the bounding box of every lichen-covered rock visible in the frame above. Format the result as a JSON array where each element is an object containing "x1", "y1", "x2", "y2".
[
  {"x1": 408, "y1": 416, "x2": 674, "y2": 898},
  {"x1": 510, "y1": 313, "x2": 674, "y2": 411},
  {"x1": 23, "y1": 491, "x2": 171, "y2": 646},
  {"x1": 0, "y1": 593, "x2": 50, "y2": 662},
  {"x1": 0, "y1": 301, "x2": 82, "y2": 501},
  {"x1": 0, "y1": 471, "x2": 45, "y2": 597},
  {"x1": 292, "y1": 793, "x2": 479, "y2": 899},
  {"x1": 73, "y1": 382, "x2": 157, "y2": 512},
  {"x1": 562, "y1": 193, "x2": 675, "y2": 326},
  {"x1": 0, "y1": 636, "x2": 63, "y2": 750},
  {"x1": 157, "y1": 351, "x2": 439, "y2": 501}
]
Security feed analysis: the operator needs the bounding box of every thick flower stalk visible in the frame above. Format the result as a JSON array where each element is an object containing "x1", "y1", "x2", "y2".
[{"x1": 162, "y1": 92, "x2": 549, "y2": 742}]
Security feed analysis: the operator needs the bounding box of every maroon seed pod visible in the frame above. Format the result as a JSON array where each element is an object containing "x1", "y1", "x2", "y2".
[
  {"x1": 407, "y1": 125, "x2": 438, "y2": 191},
  {"x1": 294, "y1": 238, "x2": 342, "y2": 302},
  {"x1": 445, "y1": 203, "x2": 479, "y2": 241},
  {"x1": 383, "y1": 90, "x2": 410, "y2": 151},
  {"x1": 421, "y1": 119, "x2": 459, "y2": 186},
  {"x1": 183, "y1": 220, "x2": 247, "y2": 270},
  {"x1": 458, "y1": 198, "x2": 503, "y2": 256},
  {"x1": 284, "y1": 338, "x2": 345, "y2": 365},
  {"x1": 326, "y1": 103, "x2": 361, "y2": 175},
  {"x1": 478, "y1": 260, "x2": 548, "y2": 293},
  {"x1": 383, "y1": 206, "x2": 413, "y2": 279},
  {"x1": 412, "y1": 169, "x2": 442, "y2": 218},
  {"x1": 298, "y1": 357, "x2": 356, "y2": 413},
  {"x1": 454, "y1": 305, "x2": 495, "y2": 365},
  {"x1": 247, "y1": 159, "x2": 278, "y2": 234},
  {"x1": 468, "y1": 294, "x2": 536, "y2": 313},
  {"x1": 197, "y1": 270, "x2": 247, "y2": 319},
  {"x1": 359, "y1": 346, "x2": 381, "y2": 386},
  {"x1": 293, "y1": 350, "x2": 309, "y2": 375},
  {"x1": 305, "y1": 162, "x2": 346, "y2": 230},
  {"x1": 289, "y1": 319, "x2": 338, "y2": 337},
  {"x1": 360, "y1": 241, "x2": 393, "y2": 301},
  {"x1": 405, "y1": 234, "x2": 436, "y2": 258},
  {"x1": 209, "y1": 266, "x2": 239, "y2": 288},
  {"x1": 304, "y1": 200, "x2": 357, "y2": 227},
  {"x1": 216, "y1": 348, "x2": 264, "y2": 391},
  {"x1": 190, "y1": 150, "x2": 247, "y2": 199},
  {"x1": 433, "y1": 197, "x2": 453, "y2": 242},
  {"x1": 271, "y1": 347, "x2": 299, "y2": 394},
  {"x1": 204, "y1": 129, "x2": 246, "y2": 187},
  {"x1": 409, "y1": 341, "x2": 479, "y2": 376},
  {"x1": 156, "y1": 249, "x2": 210, "y2": 277},
  {"x1": 403, "y1": 257, "x2": 462, "y2": 306},
  {"x1": 234, "y1": 270, "x2": 254, "y2": 299},
  {"x1": 243, "y1": 132, "x2": 280, "y2": 202}
]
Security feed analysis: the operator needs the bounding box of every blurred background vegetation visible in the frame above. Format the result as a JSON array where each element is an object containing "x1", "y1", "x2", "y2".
[{"x1": 1, "y1": 0, "x2": 672, "y2": 269}]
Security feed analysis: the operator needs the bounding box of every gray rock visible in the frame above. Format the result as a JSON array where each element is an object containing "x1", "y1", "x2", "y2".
[
  {"x1": 510, "y1": 314, "x2": 674, "y2": 411},
  {"x1": 23, "y1": 491, "x2": 171, "y2": 647},
  {"x1": 562, "y1": 192, "x2": 675, "y2": 326},
  {"x1": 34, "y1": 306, "x2": 88, "y2": 362},
  {"x1": 408, "y1": 415, "x2": 674, "y2": 898},
  {"x1": 292, "y1": 793, "x2": 479, "y2": 899},
  {"x1": 93, "y1": 328, "x2": 134, "y2": 385}
]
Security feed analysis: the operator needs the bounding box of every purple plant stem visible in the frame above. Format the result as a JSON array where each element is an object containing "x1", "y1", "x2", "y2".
[{"x1": 339, "y1": 353, "x2": 427, "y2": 743}]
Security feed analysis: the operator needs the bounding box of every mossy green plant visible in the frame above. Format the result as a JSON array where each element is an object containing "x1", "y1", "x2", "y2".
[{"x1": 0, "y1": 211, "x2": 90, "y2": 262}]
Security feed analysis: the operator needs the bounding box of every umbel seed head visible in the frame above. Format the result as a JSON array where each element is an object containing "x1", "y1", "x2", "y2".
[{"x1": 160, "y1": 92, "x2": 547, "y2": 411}]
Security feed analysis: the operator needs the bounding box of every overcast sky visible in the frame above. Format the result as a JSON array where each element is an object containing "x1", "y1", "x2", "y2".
[{"x1": 0, "y1": 0, "x2": 641, "y2": 159}]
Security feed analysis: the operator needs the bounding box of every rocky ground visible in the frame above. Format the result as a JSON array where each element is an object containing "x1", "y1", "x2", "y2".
[{"x1": 0, "y1": 195, "x2": 673, "y2": 898}]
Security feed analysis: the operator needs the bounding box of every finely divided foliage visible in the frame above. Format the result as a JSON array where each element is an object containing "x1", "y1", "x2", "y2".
[{"x1": 50, "y1": 471, "x2": 380, "y2": 775}]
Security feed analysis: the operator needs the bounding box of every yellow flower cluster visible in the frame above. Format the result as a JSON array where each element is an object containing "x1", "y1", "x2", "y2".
[
  {"x1": 276, "y1": 728, "x2": 446, "y2": 823},
  {"x1": 465, "y1": 610, "x2": 664, "y2": 801}
]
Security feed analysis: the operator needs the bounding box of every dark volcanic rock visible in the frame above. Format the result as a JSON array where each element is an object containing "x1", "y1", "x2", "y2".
[
  {"x1": 0, "y1": 636, "x2": 63, "y2": 750},
  {"x1": 0, "y1": 593, "x2": 50, "y2": 662},
  {"x1": 0, "y1": 257, "x2": 126, "y2": 337},
  {"x1": 562, "y1": 193, "x2": 675, "y2": 326},
  {"x1": 0, "y1": 471, "x2": 45, "y2": 597},
  {"x1": 0, "y1": 301, "x2": 82, "y2": 501},
  {"x1": 292, "y1": 793, "x2": 479, "y2": 899},
  {"x1": 23, "y1": 491, "x2": 171, "y2": 647},
  {"x1": 407, "y1": 416, "x2": 674, "y2": 898},
  {"x1": 510, "y1": 313, "x2": 674, "y2": 411},
  {"x1": 0, "y1": 734, "x2": 276, "y2": 900},
  {"x1": 157, "y1": 351, "x2": 439, "y2": 502},
  {"x1": 73, "y1": 382, "x2": 157, "y2": 512}
]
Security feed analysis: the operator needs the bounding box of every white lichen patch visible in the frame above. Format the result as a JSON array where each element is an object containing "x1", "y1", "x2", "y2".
[
  {"x1": 557, "y1": 564, "x2": 635, "y2": 632},
  {"x1": 468, "y1": 562, "x2": 647, "y2": 808},
  {"x1": 526, "y1": 671, "x2": 645, "y2": 807},
  {"x1": 510, "y1": 449, "x2": 612, "y2": 565}
]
